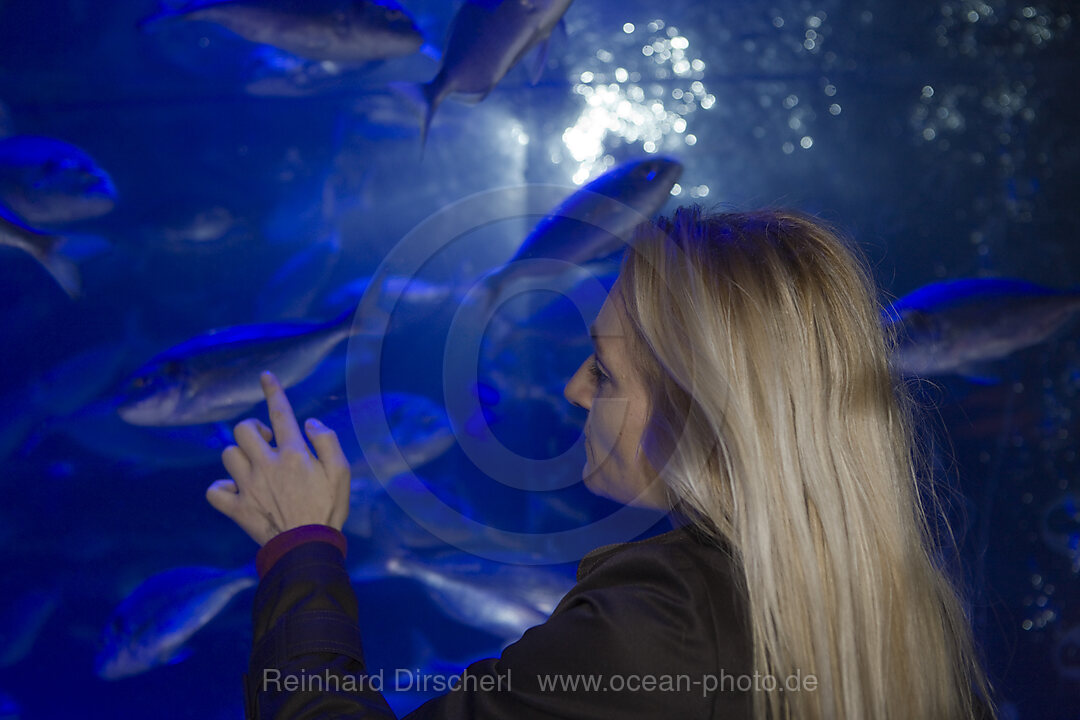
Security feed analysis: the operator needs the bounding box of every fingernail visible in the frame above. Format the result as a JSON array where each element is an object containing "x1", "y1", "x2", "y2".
[
  {"x1": 306, "y1": 417, "x2": 323, "y2": 429},
  {"x1": 261, "y1": 371, "x2": 272, "y2": 383}
]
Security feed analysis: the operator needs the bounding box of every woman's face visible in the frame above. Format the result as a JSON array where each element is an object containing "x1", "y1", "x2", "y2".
[{"x1": 563, "y1": 282, "x2": 670, "y2": 510}]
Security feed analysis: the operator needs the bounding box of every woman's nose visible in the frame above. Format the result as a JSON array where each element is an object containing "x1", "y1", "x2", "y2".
[{"x1": 564, "y1": 358, "x2": 592, "y2": 411}]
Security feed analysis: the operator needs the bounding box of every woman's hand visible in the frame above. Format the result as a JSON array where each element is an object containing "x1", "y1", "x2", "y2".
[{"x1": 206, "y1": 371, "x2": 351, "y2": 546}]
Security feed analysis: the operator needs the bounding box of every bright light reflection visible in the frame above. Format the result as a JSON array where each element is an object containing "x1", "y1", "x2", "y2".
[{"x1": 561, "y1": 18, "x2": 714, "y2": 182}]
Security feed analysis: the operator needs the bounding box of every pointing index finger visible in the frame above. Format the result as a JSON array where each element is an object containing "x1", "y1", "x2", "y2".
[{"x1": 261, "y1": 370, "x2": 303, "y2": 447}]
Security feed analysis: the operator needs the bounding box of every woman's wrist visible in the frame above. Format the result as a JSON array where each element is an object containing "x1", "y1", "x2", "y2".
[{"x1": 255, "y1": 524, "x2": 348, "y2": 578}]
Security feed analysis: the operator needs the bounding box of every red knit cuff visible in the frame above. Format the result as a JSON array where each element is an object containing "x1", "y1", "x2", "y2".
[{"x1": 256, "y1": 524, "x2": 348, "y2": 579}]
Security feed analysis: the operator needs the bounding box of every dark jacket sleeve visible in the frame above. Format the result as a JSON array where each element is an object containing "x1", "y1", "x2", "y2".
[{"x1": 246, "y1": 538, "x2": 752, "y2": 720}]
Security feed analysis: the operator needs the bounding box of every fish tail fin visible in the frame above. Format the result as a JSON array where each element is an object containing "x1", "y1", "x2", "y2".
[
  {"x1": 418, "y1": 82, "x2": 438, "y2": 153},
  {"x1": 38, "y1": 248, "x2": 81, "y2": 299},
  {"x1": 340, "y1": 264, "x2": 392, "y2": 338},
  {"x1": 388, "y1": 80, "x2": 440, "y2": 154}
]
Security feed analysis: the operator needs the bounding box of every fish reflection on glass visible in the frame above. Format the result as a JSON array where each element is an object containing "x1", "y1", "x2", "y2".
[
  {"x1": 95, "y1": 564, "x2": 256, "y2": 680},
  {"x1": 393, "y1": 0, "x2": 574, "y2": 147},
  {"x1": 0, "y1": 135, "x2": 117, "y2": 227},
  {"x1": 479, "y1": 157, "x2": 682, "y2": 310},
  {"x1": 139, "y1": 0, "x2": 424, "y2": 64},
  {"x1": 116, "y1": 295, "x2": 384, "y2": 426},
  {"x1": 885, "y1": 278, "x2": 1080, "y2": 382}
]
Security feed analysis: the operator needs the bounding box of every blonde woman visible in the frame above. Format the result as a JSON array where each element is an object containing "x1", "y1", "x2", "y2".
[{"x1": 208, "y1": 205, "x2": 996, "y2": 719}]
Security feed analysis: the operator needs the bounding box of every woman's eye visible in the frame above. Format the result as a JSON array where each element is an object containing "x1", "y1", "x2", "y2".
[{"x1": 588, "y1": 357, "x2": 608, "y2": 386}]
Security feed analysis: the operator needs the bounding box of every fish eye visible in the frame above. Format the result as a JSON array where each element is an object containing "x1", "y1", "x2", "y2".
[
  {"x1": 163, "y1": 360, "x2": 183, "y2": 377},
  {"x1": 132, "y1": 376, "x2": 147, "y2": 389}
]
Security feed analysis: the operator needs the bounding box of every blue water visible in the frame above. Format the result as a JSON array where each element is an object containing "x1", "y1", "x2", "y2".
[{"x1": 0, "y1": 0, "x2": 1078, "y2": 718}]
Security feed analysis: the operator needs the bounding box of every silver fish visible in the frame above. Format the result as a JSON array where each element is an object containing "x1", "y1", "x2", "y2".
[
  {"x1": 383, "y1": 551, "x2": 574, "y2": 642},
  {"x1": 0, "y1": 135, "x2": 116, "y2": 227},
  {"x1": 141, "y1": 0, "x2": 424, "y2": 64},
  {"x1": 242, "y1": 46, "x2": 376, "y2": 97},
  {"x1": 395, "y1": 0, "x2": 574, "y2": 146},
  {"x1": 347, "y1": 473, "x2": 485, "y2": 549},
  {"x1": 481, "y1": 156, "x2": 682, "y2": 308},
  {"x1": 30, "y1": 346, "x2": 350, "y2": 469},
  {"x1": 4, "y1": 337, "x2": 137, "y2": 462},
  {"x1": 886, "y1": 277, "x2": 1080, "y2": 381},
  {"x1": 162, "y1": 206, "x2": 239, "y2": 245},
  {"x1": 325, "y1": 392, "x2": 456, "y2": 478},
  {"x1": 256, "y1": 231, "x2": 342, "y2": 321},
  {"x1": 334, "y1": 393, "x2": 456, "y2": 542},
  {"x1": 95, "y1": 565, "x2": 256, "y2": 680},
  {"x1": 116, "y1": 296, "x2": 383, "y2": 426},
  {"x1": 324, "y1": 274, "x2": 462, "y2": 317}
]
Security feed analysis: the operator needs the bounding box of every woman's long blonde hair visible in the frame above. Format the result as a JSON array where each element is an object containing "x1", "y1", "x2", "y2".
[{"x1": 617, "y1": 205, "x2": 995, "y2": 719}]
